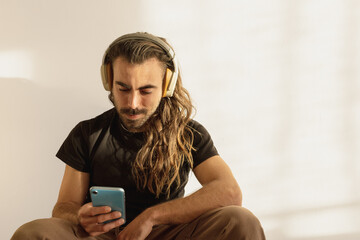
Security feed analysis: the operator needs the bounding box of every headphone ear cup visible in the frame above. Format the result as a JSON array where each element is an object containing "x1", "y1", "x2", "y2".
[
  {"x1": 162, "y1": 68, "x2": 173, "y2": 97},
  {"x1": 100, "y1": 64, "x2": 113, "y2": 91},
  {"x1": 101, "y1": 64, "x2": 113, "y2": 91},
  {"x1": 106, "y1": 64, "x2": 113, "y2": 90},
  {"x1": 100, "y1": 64, "x2": 109, "y2": 91}
]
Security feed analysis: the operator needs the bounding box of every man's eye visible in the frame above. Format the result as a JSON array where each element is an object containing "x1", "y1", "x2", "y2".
[
  {"x1": 119, "y1": 88, "x2": 129, "y2": 92},
  {"x1": 140, "y1": 90, "x2": 151, "y2": 95}
]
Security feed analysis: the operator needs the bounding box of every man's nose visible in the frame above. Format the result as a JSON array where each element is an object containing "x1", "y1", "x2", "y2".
[{"x1": 128, "y1": 91, "x2": 140, "y2": 109}]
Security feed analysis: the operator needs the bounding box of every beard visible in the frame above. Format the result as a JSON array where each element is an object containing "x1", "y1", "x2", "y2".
[
  {"x1": 118, "y1": 108, "x2": 150, "y2": 132},
  {"x1": 110, "y1": 92, "x2": 161, "y2": 132}
]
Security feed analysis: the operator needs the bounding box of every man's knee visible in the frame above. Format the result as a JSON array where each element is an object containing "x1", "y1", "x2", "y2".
[
  {"x1": 11, "y1": 219, "x2": 49, "y2": 239},
  {"x1": 218, "y1": 206, "x2": 260, "y2": 225},
  {"x1": 11, "y1": 218, "x2": 78, "y2": 240},
  {"x1": 215, "y1": 206, "x2": 265, "y2": 239}
]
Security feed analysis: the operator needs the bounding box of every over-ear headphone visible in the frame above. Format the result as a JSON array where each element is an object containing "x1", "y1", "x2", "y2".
[{"x1": 100, "y1": 32, "x2": 179, "y2": 98}]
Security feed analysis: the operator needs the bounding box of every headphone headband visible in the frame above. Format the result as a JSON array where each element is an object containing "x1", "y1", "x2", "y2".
[{"x1": 100, "y1": 33, "x2": 179, "y2": 97}]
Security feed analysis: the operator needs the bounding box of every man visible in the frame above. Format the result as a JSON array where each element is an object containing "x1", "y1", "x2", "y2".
[{"x1": 11, "y1": 32, "x2": 265, "y2": 239}]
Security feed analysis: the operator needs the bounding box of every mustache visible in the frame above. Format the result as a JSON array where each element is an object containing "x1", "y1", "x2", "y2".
[{"x1": 120, "y1": 108, "x2": 147, "y2": 115}]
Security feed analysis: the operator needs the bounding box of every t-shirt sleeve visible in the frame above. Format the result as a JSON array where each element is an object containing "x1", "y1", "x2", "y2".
[
  {"x1": 191, "y1": 120, "x2": 219, "y2": 169},
  {"x1": 56, "y1": 121, "x2": 90, "y2": 172}
]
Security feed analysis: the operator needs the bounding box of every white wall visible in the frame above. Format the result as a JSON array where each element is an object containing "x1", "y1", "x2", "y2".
[{"x1": 1, "y1": 0, "x2": 360, "y2": 239}]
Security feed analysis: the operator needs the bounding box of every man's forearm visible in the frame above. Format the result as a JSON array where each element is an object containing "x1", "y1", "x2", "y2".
[
  {"x1": 52, "y1": 202, "x2": 81, "y2": 224},
  {"x1": 145, "y1": 179, "x2": 242, "y2": 226}
]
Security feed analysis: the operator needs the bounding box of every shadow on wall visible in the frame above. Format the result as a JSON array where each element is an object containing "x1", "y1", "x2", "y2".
[{"x1": 0, "y1": 78, "x2": 108, "y2": 238}]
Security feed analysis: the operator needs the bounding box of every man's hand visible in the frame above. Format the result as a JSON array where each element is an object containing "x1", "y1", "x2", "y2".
[
  {"x1": 78, "y1": 202, "x2": 125, "y2": 236},
  {"x1": 117, "y1": 209, "x2": 154, "y2": 240}
]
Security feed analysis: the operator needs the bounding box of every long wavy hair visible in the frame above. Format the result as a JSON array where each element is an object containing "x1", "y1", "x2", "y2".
[{"x1": 105, "y1": 33, "x2": 195, "y2": 198}]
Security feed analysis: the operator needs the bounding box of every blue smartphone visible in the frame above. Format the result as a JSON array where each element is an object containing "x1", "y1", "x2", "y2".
[{"x1": 89, "y1": 186, "x2": 126, "y2": 223}]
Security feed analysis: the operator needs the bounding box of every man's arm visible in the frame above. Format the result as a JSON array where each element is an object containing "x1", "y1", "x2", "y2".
[
  {"x1": 52, "y1": 165, "x2": 90, "y2": 223},
  {"x1": 118, "y1": 155, "x2": 242, "y2": 239},
  {"x1": 52, "y1": 165, "x2": 124, "y2": 236},
  {"x1": 149, "y1": 155, "x2": 242, "y2": 224}
]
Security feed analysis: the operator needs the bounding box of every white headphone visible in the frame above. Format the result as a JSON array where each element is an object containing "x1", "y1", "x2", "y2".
[{"x1": 100, "y1": 32, "x2": 179, "y2": 97}]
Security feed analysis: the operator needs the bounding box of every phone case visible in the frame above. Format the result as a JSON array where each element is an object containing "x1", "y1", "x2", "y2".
[{"x1": 90, "y1": 186, "x2": 126, "y2": 223}]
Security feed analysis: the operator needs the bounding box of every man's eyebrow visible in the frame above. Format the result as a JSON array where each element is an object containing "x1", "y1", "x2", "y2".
[
  {"x1": 115, "y1": 81, "x2": 130, "y2": 89},
  {"x1": 139, "y1": 84, "x2": 157, "y2": 90},
  {"x1": 115, "y1": 81, "x2": 157, "y2": 90}
]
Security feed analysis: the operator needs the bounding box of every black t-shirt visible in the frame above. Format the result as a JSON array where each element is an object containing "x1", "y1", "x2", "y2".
[{"x1": 56, "y1": 108, "x2": 218, "y2": 223}]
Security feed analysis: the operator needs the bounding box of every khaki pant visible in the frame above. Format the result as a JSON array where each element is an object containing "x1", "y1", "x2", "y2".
[{"x1": 11, "y1": 206, "x2": 265, "y2": 240}]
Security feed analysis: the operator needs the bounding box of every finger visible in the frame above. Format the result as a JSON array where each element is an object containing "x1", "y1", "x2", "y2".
[
  {"x1": 102, "y1": 218, "x2": 125, "y2": 232},
  {"x1": 96, "y1": 211, "x2": 122, "y2": 224},
  {"x1": 89, "y1": 206, "x2": 112, "y2": 216},
  {"x1": 87, "y1": 231, "x2": 106, "y2": 237},
  {"x1": 87, "y1": 218, "x2": 124, "y2": 234},
  {"x1": 78, "y1": 202, "x2": 94, "y2": 217},
  {"x1": 79, "y1": 204, "x2": 111, "y2": 218},
  {"x1": 82, "y1": 211, "x2": 122, "y2": 225}
]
